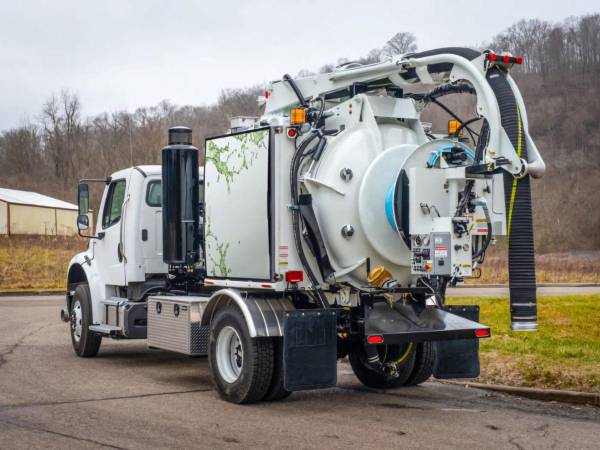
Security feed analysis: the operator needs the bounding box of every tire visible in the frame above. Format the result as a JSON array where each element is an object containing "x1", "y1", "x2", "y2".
[
  {"x1": 262, "y1": 338, "x2": 291, "y2": 402},
  {"x1": 405, "y1": 342, "x2": 435, "y2": 386},
  {"x1": 208, "y1": 305, "x2": 274, "y2": 404},
  {"x1": 70, "y1": 283, "x2": 101, "y2": 357},
  {"x1": 349, "y1": 342, "x2": 416, "y2": 389}
]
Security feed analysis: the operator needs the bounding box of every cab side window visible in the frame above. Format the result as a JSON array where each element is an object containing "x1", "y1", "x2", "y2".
[
  {"x1": 102, "y1": 180, "x2": 127, "y2": 228},
  {"x1": 146, "y1": 180, "x2": 161, "y2": 207}
]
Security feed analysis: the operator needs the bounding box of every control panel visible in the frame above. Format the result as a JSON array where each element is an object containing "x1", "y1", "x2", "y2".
[{"x1": 411, "y1": 231, "x2": 472, "y2": 277}]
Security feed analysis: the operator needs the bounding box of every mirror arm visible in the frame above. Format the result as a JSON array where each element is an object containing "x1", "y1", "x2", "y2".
[{"x1": 78, "y1": 229, "x2": 104, "y2": 240}]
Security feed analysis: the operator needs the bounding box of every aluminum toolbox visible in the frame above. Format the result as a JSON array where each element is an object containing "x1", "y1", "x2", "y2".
[{"x1": 147, "y1": 295, "x2": 210, "y2": 356}]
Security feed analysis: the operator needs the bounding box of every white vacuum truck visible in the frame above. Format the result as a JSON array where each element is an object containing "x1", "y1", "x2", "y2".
[{"x1": 63, "y1": 47, "x2": 545, "y2": 403}]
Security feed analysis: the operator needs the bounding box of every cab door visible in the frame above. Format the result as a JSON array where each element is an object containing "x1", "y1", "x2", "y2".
[
  {"x1": 93, "y1": 178, "x2": 128, "y2": 286},
  {"x1": 140, "y1": 178, "x2": 167, "y2": 274}
]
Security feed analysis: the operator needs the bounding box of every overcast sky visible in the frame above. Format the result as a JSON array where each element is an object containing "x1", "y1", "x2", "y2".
[{"x1": 0, "y1": 0, "x2": 597, "y2": 131}]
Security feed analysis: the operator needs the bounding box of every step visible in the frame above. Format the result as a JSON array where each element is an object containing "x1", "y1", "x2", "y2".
[{"x1": 89, "y1": 324, "x2": 122, "y2": 335}]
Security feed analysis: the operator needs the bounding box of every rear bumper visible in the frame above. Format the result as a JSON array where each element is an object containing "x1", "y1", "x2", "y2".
[{"x1": 365, "y1": 303, "x2": 490, "y2": 345}]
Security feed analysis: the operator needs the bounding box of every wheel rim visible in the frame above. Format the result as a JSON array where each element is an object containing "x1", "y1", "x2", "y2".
[
  {"x1": 216, "y1": 326, "x2": 244, "y2": 383},
  {"x1": 71, "y1": 300, "x2": 83, "y2": 342}
]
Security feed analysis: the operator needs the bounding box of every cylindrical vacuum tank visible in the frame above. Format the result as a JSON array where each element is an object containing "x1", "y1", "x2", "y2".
[{"x1": 162, "y1": 126, "x2": 200, "y2": 265}]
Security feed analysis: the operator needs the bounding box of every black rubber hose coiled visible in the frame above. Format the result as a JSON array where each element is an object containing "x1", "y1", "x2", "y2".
[{"x1": 486, "y1": 67, "x2": 537, "y2": 330}]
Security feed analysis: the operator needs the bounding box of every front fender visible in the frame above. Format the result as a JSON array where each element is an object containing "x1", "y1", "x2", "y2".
[{"x1": 66, "y1": 252, "x2": 104, "y2": 324}]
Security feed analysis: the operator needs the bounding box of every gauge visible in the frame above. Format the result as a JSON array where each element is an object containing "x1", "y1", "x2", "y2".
[
  {"x1": 422, "y1": 235, "x2": 430, "y2": 246},
  {"x1": 414, "y1": 235, "x2": 422, "y2": 246}
]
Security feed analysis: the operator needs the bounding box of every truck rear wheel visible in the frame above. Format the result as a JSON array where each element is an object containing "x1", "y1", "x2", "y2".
[
  {"x1": 405, "y1": 342, "x2": 435, "y2": 386},
  {"x1": 349, "y1": 342, "x2": 416, "y2": 389},
  {"x1": 70, "y1": 284, "x2": 101, "y2": 357},
  {"x1": 208, "y1": 305, "x2": 274, "y2": 404},
  {"x1": 262, "y1": 338, "x2": 291, "y2": 402}
]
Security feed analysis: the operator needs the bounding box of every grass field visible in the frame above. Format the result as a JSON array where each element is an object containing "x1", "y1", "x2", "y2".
[
  {"x1": 469, "y1": 252, "x2": 600, "y2": 284},
  {"x1": 0, "y1": 236, "x2": 86, "y2": 291},
  {"x1": 448, "y1": 295, "x2": 600, "y2": 393}
]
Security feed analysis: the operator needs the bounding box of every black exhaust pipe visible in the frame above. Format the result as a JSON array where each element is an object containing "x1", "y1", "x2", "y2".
[
  {"x1": 161, "y1": 126, "x2": 200, "y2": 266},
  {"x1": 487, "y1": 67, "x2": 538, "y2": 331}
]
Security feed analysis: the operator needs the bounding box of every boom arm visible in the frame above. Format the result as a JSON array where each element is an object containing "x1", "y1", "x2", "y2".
[{"x1": 264, "y1": 48, "x2": 545, "y2": 179}]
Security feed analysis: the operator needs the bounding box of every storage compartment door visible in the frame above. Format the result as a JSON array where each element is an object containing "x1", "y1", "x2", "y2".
[{"x1": 204, "y1": 128, "x2": 272, "y2": 280}]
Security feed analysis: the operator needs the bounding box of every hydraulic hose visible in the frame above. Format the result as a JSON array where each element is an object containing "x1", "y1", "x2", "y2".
[
  {"x1": 290, "y1": 132, "x2": 328, "y2": 308},
  {"x1": 471, "y1": 197, "x2": 492, "y2": 261},
  {"x1": 486, "y1": 67, "x2": 537, "y2": 331},
  {"x1": 283, "y1": 74, "x2": 308, "y2": 107}
]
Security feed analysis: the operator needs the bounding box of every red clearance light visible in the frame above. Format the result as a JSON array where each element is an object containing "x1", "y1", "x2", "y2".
[
  {"x1": 475, "y1": 328, "x2": 490, "y2": 338},
  {"x1": 502, "y1": 54, "x2": 510, "y2": 63},
  {"x1": 367, "y1": 335, "x2": 384, "y2": 344},
  {"x1": 287, "y1": 128, "x2": 297, "y2": 138},
  {"x1": 488, "y1": 53, "x2": 497, "y2": 61},
  {"x1": 264, "y1": 90, "x2": 270, "y2": 99},
  {"x1": 285, "y1": 270, "x2": 304, "y2": 283},
  {"x1": 515, "y1": 56, "x2": 523, "y2": 64}
]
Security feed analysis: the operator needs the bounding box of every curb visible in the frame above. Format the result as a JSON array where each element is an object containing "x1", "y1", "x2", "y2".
[{"x1": 443, "y1": 381, "x2": 600, "y2": 407}]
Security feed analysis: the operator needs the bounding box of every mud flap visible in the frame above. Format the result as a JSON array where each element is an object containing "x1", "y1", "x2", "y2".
[
  {"x1": 283, "y1": 309, "x2": 337, "y2": 391},
  {"x1": 433, "y1": 305, "x2": 481, "y2": 379}
]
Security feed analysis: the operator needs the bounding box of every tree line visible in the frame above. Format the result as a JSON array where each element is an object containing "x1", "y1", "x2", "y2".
[
  {"x1": 1, "y1": 13, "x2": 599, "y2": 252},
  {"x1": 490, "y1": 14, "x2": 600, "y2": 75}
]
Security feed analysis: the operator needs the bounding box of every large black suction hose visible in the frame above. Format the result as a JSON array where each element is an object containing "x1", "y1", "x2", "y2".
[{"x1": 486, "y1": 67, "x2": 537, "y2": 331}]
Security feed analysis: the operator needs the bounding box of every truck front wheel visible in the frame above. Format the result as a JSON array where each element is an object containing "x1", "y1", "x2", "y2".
[
  {"x1": 208, "y1": 305, "x2": 274, "y2": 404},
  {"x1": 70, "y1": 284, "x2": 101, "y2": 357}
]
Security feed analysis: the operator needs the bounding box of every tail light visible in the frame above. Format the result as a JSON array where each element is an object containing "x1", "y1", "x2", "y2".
[
  {"x1": 487, "y1": 53, "x2": 523, "y2": 65},
  {"x1": 285, "y1": 270, "x2": 304, "y2": 283}
]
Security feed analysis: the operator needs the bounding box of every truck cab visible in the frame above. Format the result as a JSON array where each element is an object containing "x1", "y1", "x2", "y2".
[{"x1": 65, "y1": 165, "x2": 179, "y2": 339}]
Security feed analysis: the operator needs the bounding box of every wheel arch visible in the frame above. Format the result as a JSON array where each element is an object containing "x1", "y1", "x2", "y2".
[
  {"x1": 66, "y1": 262, "x2": 89, "y2": 312},
  {"x1": 67, "y1": 263, "x2": 88, "y2": 289},
  {"x1": 200, "y1": 288, "x2": 294, "y2": 338},
  {"x1": 66, "y1": 254, "x2": 103, "y2": 322}
]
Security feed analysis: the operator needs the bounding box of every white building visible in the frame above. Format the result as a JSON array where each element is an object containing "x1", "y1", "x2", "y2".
[{"x1": 0, "y1": 188, "x2": 87, "y2": 236}]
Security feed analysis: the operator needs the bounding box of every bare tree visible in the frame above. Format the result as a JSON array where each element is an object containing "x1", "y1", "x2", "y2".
[{"x1": 380, "y1": 32, "x2": 417, "y2": 59}]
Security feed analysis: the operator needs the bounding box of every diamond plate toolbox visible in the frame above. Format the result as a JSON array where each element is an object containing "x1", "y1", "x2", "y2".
[{"x1": 147, "y1": 295, "x2": 210, "y2": 356}]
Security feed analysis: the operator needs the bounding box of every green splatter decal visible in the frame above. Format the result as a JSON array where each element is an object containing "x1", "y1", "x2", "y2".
[
  {"x1": 205, "y1": 130, "x2": 267, "y2": 193},
  {"x1": 205, "y1": 222, "x2": 231, "y2": 277}
]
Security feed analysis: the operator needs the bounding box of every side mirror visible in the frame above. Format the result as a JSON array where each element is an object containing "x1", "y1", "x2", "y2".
[
  {"x1": 78, "y1": 183, "x2": 89, "y2": 215},
  {"x1": 77, "y1": 214, "x2": 89, "y2": 231}
]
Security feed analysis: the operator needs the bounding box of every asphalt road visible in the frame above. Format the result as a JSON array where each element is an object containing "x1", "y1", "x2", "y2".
[{"x1": 1, "y1": 295, "x2": 598, "y2": 449}]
